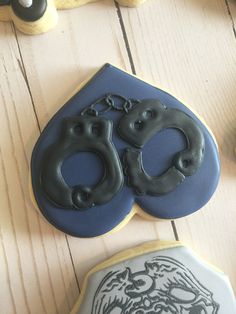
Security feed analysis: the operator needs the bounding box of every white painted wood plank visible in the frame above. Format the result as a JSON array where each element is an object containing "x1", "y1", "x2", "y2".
[{"x1": 0, "y1": 23, "x2": 78, "y2": 314}]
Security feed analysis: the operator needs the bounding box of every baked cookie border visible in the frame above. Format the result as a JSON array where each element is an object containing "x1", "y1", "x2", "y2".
[{"x1": 29, "y1": 63, "x2": 219, "y2": 237}]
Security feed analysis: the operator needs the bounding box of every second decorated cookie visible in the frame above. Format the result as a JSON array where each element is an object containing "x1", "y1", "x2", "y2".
[
  {"x1": 71, "y1": 241, "x2": 236, "y2": 313},
  {"x1": 30, "y1": 64, "x2": 220, "y2": 237}
]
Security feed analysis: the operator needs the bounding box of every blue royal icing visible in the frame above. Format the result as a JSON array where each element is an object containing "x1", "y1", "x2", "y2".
[{"x1": 31, "y1": 64, "x2": 220, "y2": 237}]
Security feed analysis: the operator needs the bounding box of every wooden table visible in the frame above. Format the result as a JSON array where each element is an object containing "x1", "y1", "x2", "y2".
[{"x1": 1, "y1": 0, "x2": 236, "y2": 313}]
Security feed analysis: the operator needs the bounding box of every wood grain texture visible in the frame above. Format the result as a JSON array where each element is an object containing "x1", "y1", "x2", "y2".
[
  {"x1": 1, "y1": 0, "x2": 236, "y2": 313},
  {"x1": 120, "y1": 0, "x2": 236, "y2": 291},
  {"x1": 0, "y1": 23, "x2": 78, "y2": 314}
]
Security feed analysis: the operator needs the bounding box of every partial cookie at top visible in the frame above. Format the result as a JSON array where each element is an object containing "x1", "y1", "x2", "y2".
[{"x1": 0, "y1": 0, "x2": 148, "y2": 35}]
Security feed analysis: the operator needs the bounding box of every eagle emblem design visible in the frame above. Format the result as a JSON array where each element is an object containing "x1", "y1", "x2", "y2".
[{"x1": 91, "y1": 256, "x2": 219, "y2": 314}]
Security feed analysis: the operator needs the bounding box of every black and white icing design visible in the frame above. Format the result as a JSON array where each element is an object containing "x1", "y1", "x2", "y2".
[
  {"x1": 91, "y1": 256, "x2": 219, "y2": 314},
  {"x1": 76, "y1": 246, "x2": 236, "y2": 314}
]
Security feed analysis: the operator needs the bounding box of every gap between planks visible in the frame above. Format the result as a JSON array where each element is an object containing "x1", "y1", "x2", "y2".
[
  {"x1": 114, "y1": 0, "x2": 179, "y2": 242},
  {"x1": 225, "y1": 0, "x2": 236, "y2": 38},
  {"x1": 10, "y1": 21, "x2": 81, "y2": 296}
]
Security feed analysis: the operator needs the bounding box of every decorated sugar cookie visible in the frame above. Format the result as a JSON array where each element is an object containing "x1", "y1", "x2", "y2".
[
  {"x1": 30, "y1": 64, "x2": 220, "y2": 237},
  {"x1": 71, "y1": 241, "x2": 236, "y2": 313},
  {"x1": 0, "y1": 0, "x2": 147, "y2": 35}
]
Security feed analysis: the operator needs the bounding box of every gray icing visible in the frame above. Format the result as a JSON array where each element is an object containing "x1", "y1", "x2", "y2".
[
  {"x1": 77, "y1": 247, "x2": 236, "y2": 314},
  {"x1": 92, "y1": 257, "x2": 219, "y2": 313},
  {"x1": 119, "y1": 99, "x2": 205, "y2": 196}
]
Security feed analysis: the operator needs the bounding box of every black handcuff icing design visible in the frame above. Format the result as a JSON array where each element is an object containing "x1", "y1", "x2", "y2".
[{"x1": 40, "y1": 94, "x2": 205, "y2": 210}]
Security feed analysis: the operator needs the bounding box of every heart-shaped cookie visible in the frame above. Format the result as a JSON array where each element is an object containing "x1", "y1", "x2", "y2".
[{"x1": 30, "y1": 64, "x2": 220, "y2": 237}]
